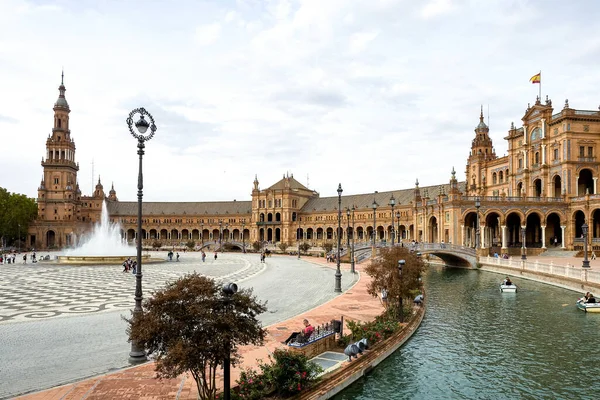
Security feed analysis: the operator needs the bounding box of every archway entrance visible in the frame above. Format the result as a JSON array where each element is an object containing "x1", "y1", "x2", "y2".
[
  {"x1": 546, "y1": 212, "x2": 562, "y2": 247},
  {"x1": 484, "y1": 212, "x2": 501, "y2": 251},
  {"x1": 525, "y1": 213, "x2": 542, "y2": 247},
  {"x1": 578, "y1": 169, "x2": 594, "y2": 195},
  {"x1": 46, "y1": 230, "x2": 56, "y2": 248},
  {"x1": 533, "y1": 179, "x2": 542, "y2": 197},
  {"x1": 464, "y1": 211, "x2": 477, "y2": 247},
  {"x1": 553, "y1": 175, "x2": 562, "y2": 197},
  {"x1": 505, "y1": 212, "x2": 523, "y2": 248},
  {"x1": 429, "y1": 216, "x2": 438, "y2": 243}
]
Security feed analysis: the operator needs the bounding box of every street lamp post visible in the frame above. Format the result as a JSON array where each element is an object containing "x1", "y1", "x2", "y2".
[
  {"x1": 222, "y1": 282, "x2": 238, "y2": 400},
  {"x1": 126, "y1": 107, "x2": 157, "y2": 364},
  {"x1": 346, "y1": 208, "x2": 351, "y2": 267},
  {"x1": 475, "y1": 197, "x2": 481, "y2": 250},
  {"x1": 219, "y1": 220, "x2": 223, "y2": 253},
  {"x1": 351, "y1": 205, "x2": 356, "y2": 274},
  {"x1": 200, "y1": 223, "x2": 204, "y2": 248},
  {"x1": 583, "y1": 222, "x2": 590, "y2": 268},
  {"x1": 335, "y1": 184, "x2": 343, "y2": 293},
  {"x1": 241, "y1": 219, "x2": 246, "y2": 253},
  {"x1": 389, "y1": 195, "x2": 396, "y2": 246},
  {"x1": 297, "y1": 216, "x2": 301, "y2": 260},
  {"x1": 372, "y1": 198, "x2": 378, "y2": 254},
  {"x1": 396, "y1": 211, "x2": 401, "y2": 244},
  {"x1": 521, "y1": 225, "x2": 527, "y2": 260},
  {"x1": 398, "y1": 260, "x2": 405, "y2": 323}
]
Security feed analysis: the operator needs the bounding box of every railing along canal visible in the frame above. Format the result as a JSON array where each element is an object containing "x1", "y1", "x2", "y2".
[{"x1": 482, "y1": 256, "x2": 600, "y2": 285}]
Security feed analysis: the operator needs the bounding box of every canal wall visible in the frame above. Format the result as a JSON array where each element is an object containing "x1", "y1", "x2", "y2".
[
  {"x1": 296, "y1": 303, "x2": 425, "y2": 400},
  {"x1": 478, "y1": 257, "x2": 600, "y2": 295}
]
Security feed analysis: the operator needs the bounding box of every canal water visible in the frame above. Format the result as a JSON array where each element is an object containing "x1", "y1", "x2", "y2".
[{"x1": 334, "y1": 266, "x2": 600, "y2": 399}]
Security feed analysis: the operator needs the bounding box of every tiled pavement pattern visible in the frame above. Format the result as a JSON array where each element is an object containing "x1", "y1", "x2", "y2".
[
  {"x1": 0, "y1": 253, "x2": 262, "y2": 324},
  {"x1": 1, "y1": 254, "x2": 358, "y2": 399}
]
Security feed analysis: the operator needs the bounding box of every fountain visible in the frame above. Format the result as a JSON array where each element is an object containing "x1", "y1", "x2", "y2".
[{"x1": 57, "y1": 201, "x2": 154, "y2": 265}]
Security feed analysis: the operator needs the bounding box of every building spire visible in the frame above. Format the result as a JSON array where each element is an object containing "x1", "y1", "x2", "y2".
[
  {"x1": 480, "y1": 104, "x2": 484, "y2": 123},
  {"x1": 61, "y1": 68, "x2": 64, "y2": 85},
  {"x1": 54, "y1": 70, "x2": 69, "y2": 109}
]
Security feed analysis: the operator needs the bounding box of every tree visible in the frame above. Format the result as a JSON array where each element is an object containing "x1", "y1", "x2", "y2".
[
  {"x1": 323, "y1": 242, "x2": 334, "y2": 254},
  {"x1": 364, "y1": 247, "x2": 425, "y2": 319},
  {"x1": 152, "y1": 240, "x2": 162, "y2": 250},
  {"x1": 278, "y1": 242, "x2": 289, "y2": 253},
  {"x1": 299, "y1": 242, "x2": 311, "y2": 254},
  {"x1": 252, "y1": 241, "x2": 261, "y2": 252},
  {"x1": 0, "y1": 187, "x2": 38, "y2": 248},
  {"x1": 126, "y1": 274, "x2": 267, "y2": 400},
  {"x1": 186, "y1": 240, "x2": 195, "y2": 250}
]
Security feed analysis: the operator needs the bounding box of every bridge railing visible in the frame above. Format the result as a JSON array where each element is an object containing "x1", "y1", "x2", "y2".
[
  {"x1": 483, "y1": 255, "x2": 600, "y2": 285},
  {"x1": 416, "y1": 242, "x2": 476, "y2": 256}
]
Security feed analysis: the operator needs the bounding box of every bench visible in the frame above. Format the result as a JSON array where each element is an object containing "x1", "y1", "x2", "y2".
[{"x1": 287, "y1": 319, "x2": 342, "y2": 359}]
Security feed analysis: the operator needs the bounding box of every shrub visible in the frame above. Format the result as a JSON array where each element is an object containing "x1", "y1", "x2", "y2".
[
  {"x1": 259, "y1": 349, "x2": 322, "y2": 397},
  {"x1": 345, "y1": 310, "x2": 400, "y2": 346}
]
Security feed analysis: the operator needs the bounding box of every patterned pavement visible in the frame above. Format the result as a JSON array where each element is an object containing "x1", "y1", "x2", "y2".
[
  {"x1": 0, "y1": 252, "x2": 357, "y2": 399},
  {"x1": 0, "y1": 253, "x2": 263, "y2": 324}
]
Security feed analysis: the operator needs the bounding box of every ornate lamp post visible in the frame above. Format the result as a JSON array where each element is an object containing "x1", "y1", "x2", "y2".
[
  {"x1": 475, "y1": 197, "x2": 481, "y2": 249},
  {"x1": 398, "y1": 259, "x2": 405, "y2": 323},
  {"x1": 200, "y1": 222, "x2": 204, "y2": 248},
  {"x1": 219, "y1": 220, "x2": 223, "y2": 253},
  {"x1": 346, "y1": 207, "x2": 351, "y2": 255},
  {"x1": 583, "y1": 222, "x2": 590, "y2": 268},
  {"x1": 241, "y1": 219, "x2": 246, "y2": 253},
  {"x1": 126, "y1": 107, "x2": 157, "y2": 364},
  {"x1": 389, "y1": 195, "x2": 396, "y2": 246},
  {"x1": 297, "y1": 216, "x2": 301, "y2": 259},
  {"x1": 396, "y1": 211, "x2": 401, "y2": 243},
  {"x1": 335, "y1": 184, "x2": 343, "y2": 293},
  {"x1": 222, "y1": 282, "x2": 238, "y2": 400},
  {"x1": 521, "y1": 225, "x2": 527, "y2": 260},
  {"x1": 350, "y1": 206, "x2": 356, "y2": 274},
  {"x1": 372, "y1": 198, "x2": 378, "y2": 254}
]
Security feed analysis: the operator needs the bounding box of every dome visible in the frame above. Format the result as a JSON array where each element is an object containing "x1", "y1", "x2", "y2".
[
  {"x1": 54, "y1": 96, "x2": 69, "y2": 108},
  {"x1": 476, "y1": 120, "x2": 488, "y2": 130}
]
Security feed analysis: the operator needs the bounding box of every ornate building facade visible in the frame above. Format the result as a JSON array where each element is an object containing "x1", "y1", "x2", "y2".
[{"x1": 28, "y1": 79, "x2": 600, "y2": 256}]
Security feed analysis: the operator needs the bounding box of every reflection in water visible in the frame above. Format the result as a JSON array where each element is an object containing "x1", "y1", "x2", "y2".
[{"x1": 335, "y1": 267, "x2": 600, "y2": 399}]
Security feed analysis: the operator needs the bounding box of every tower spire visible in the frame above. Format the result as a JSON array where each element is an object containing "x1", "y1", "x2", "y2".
[{"x1": 480, "y1": 104, "x2": 484, "y2": 123}]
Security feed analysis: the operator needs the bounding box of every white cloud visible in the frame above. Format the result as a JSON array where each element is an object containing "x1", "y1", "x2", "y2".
[
  {"x1": 194, "y1": 23, "x2": 221, "y2": 46},
  {"x1": 349, "y1": 30, "x2": 380, "y2": 54},
  {"x1": 420, "y1": 0, "x2": 454, "y2": 19},
  {"x1": 0, "y1": 0, "x2": 599, "y2": 202}
]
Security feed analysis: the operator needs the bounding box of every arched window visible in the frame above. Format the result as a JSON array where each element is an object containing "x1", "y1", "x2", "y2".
[
  {"x1": 530, "y1": 127, "x2": 541, "y2": 141},
  {"x1": 492, "y1": 173, "x2": 497, "y2": 184},
  {"x1": 499, "y1": 171, "x2": 504, "y2": 182},
  {"x1": 535, "y1": 152, "x2": 540, "y2": 164}
]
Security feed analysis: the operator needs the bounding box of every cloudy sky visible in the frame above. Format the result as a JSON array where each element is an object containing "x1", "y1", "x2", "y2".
[{"x1": 1, "y1": 0, "x2": 599, "y2": 202}]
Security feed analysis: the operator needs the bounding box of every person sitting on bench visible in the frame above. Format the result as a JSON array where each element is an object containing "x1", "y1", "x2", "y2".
[{"x1": 284, "y1": 319, "x2": 315, "y2": 344}]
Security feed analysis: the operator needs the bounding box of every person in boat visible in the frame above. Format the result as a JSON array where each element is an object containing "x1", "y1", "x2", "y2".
[
  {"x1": 583, "y1": 292, "x2": 591, "y2": 302},
  {"x1": 586, "y1": 293, "x2": 597, "y2": 304}
]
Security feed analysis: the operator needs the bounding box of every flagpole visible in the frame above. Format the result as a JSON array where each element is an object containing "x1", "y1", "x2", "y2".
[{"x1": 539, "y1": 70, "x2": 542, "y2": 101}]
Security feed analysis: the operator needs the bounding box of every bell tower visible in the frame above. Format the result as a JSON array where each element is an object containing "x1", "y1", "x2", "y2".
[
  {"x1": 38, "y1": 72, "x2": 79, "y2": 222},
  {"x1": 466, "y1": 106, "x2": 496, "y2": 195}
]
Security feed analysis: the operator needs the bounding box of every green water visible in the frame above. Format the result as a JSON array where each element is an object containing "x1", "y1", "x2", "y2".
[{"x1": 334, "y1": 267, "x2": 600, "y2": 399}]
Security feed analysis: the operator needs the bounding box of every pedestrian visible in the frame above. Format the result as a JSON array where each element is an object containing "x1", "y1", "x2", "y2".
[
  {"x1": 176, "y1": 252, "x2": 180, "y2": 262},
  {"x1": 23, "y1": 254, "x2": 27, "y2": 264},
  {"x1": 201, "y1": 251, "x2": 206, "y2": 262},
  {"x1": 214, "y1": 251, "x2": 218, "y2": 260},
  {"x1": 592, "y1": 251, "x2": 597, "y2": 260}
]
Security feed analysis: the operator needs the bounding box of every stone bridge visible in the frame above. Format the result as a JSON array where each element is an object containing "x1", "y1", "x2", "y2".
[
  {"x1": 198, "y1": 241, "x2": 248, "y2": 251},
  {"x1": 348, "y1": 242, "x2": 477, "y2": 268}
]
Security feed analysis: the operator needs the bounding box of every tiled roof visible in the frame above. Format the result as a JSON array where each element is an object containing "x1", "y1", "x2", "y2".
[
  {"x1": 300, "y1": 182, "x2": 466, "y2": 213},
  {"x1": 107, "y1": 201, "x2": 252, "y2": 216},
  {"x1": 267, "y1": 176, "x2": 310, "y2": 191}
]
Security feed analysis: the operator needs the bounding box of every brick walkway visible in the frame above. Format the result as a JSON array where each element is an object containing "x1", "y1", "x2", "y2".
[{"x1": 16, "y1": 258, "x2": 383, "y2": 400}]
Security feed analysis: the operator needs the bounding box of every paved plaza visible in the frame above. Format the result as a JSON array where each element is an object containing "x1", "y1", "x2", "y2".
[{"x1": 0, "y1": 252, "x2": 358, "y2": 399}]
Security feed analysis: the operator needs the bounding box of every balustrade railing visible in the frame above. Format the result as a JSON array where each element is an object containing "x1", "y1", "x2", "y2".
[
  {"x1": 483, "y1": 256, "x2": 600, "y2": 285},
  {"x1": 288, "y1": 319, "x2": 337, "y2": 347}
]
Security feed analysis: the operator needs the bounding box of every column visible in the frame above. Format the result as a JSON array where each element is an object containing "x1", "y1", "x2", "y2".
[
  {"x1": 461, "y1": 224, "x2": 465, "y2": 246},
  {"x1": 561, "y1": 225, "x2": 566, "y2": 248},
  {"x1": 481, "y1": 224, "x2": 486, "y2": 248},
  {"x1": 541, "y1": 118, "x2": 546, "y2": 138},
  {"x1": 501, "y1": 225, "x2": 507, "y2": 249},
  {"x1": 523, "y1": 126, "x2": 528, "y2": 145},
  {"x1": 542, "y1": 144, "x2": 546, "y2": 165},
  {"x1": 522, "y1": 225, "x2": 527, "y2": 249},
  {"x1": 541, "y1": 225, "x2": 546, "y2": 249},
  {"x1": 594, "y1": 177, "x2": 598, "y2": 195}
]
